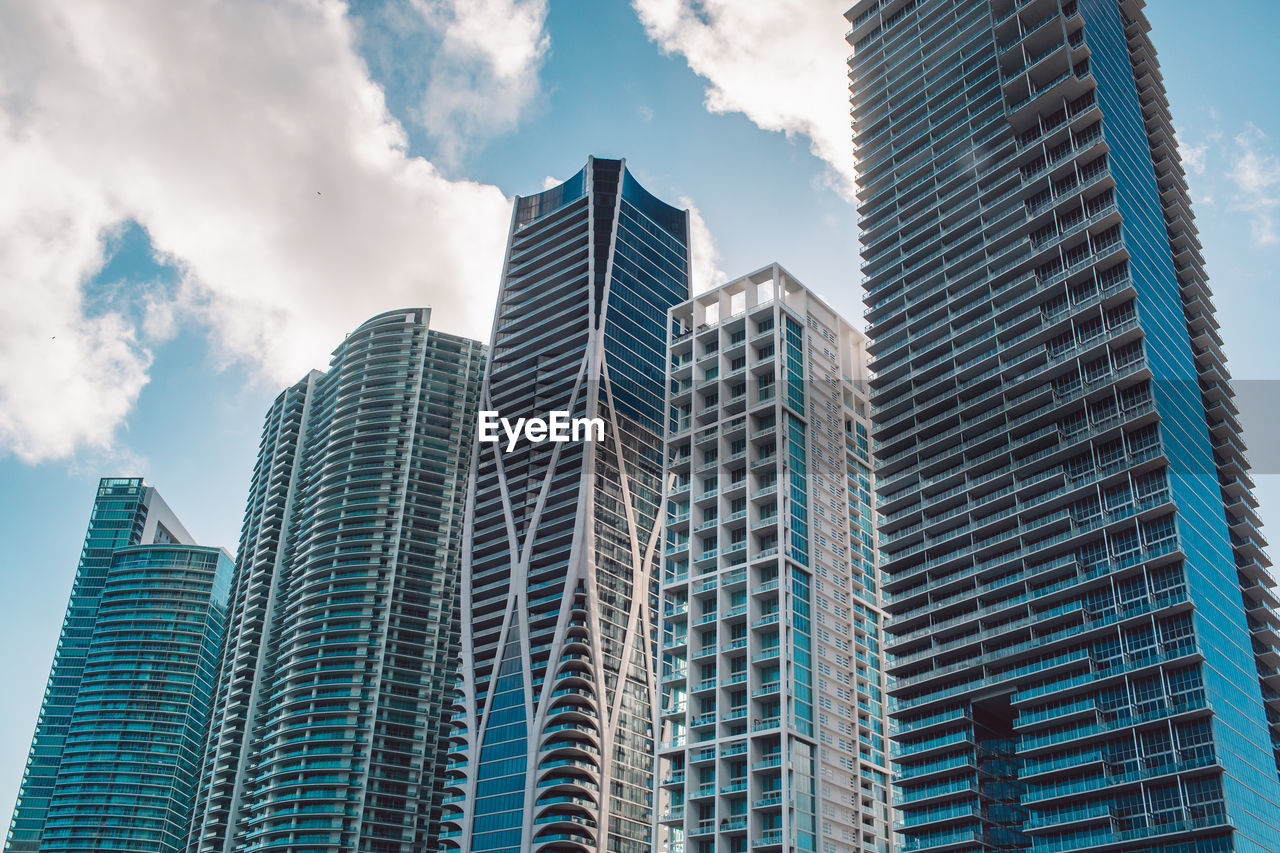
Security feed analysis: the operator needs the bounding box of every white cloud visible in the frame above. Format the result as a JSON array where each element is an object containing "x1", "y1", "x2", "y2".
[
  {"x1": 633, "y1": 0, "x2": 855, "y2": 197},
  {"x1": 681, "y1": 197, "x2": 727, "y2": 295},
  {"x1": 1177, "y1": 131, "x2": 1208, "y2": 175},
  {"x1": 0, "y1": 0, "x2": 516, "y2": 463},
  {"x1": 1229, "y1": 125, "x2": 1280, "y2": 246},
  {"x1": 404, "y1": 0, "x2": 549, "y2": 164},
  {"x1": 0, "y1": 140, "x2": 151, "y2": 461}
]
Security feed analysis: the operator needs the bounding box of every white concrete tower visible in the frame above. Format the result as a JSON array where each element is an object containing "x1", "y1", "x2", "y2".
[{"x1": 656, "y1": 266, "x2": 892, "y2": 853}]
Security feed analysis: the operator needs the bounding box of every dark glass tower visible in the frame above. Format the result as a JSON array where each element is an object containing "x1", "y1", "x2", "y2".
[
  {"x1": 187, "y1": 309, "x2": 484, "y2": 853},
  {"x1": 38, "y1": 544, "x2": 232, "y2": 853},
  {"x1": 846, "y1": 1, "x2": 1280, "y2": 852},
  {"x1": 7, "y1": 478, "x2": 194, "y2": 853},
  {"x1": 442, "y1": 157, "x2": 690, "y2": 853}
]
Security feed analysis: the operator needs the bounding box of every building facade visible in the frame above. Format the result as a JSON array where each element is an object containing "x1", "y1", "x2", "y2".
[
  {"x1": 7, "y1": 478, "x2": 195, "y2": 852},
  {"x1": 846, "y1": 1, "x2": 1280, "y2": 852},
  {"x1": 187, "y1": 309, "x2": 484, "y2": 853},
  {"x1": 39, "y1": 544, "x2": 233, "y2": 852},
  {"x1": 442, "y1": 157, "x2": 690, "y2": 853},
  {"x1": 655, "y1": 267, "x2": 891, "y2": 853}
]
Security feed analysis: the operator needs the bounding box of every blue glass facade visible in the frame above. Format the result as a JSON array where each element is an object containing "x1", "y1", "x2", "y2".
[
  {"x1": 445, "y1": 157, "x2": 689, "y2": 853},
  {"x1": 846, "y1": 0, "x2": 1280, "y2": 851},
  {"x1": 38, "y1": 545, "x2": 232, "y2": 852},
  {"x1": 1078, "y1": 4, "x2": 1280, "y2": 850},
  {"x1": 6, "y1": 478, "x2": 194, "y2": 853}
]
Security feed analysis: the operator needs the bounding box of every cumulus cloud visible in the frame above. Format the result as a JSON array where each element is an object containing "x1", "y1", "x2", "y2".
[
  {"x1": 1229, "y1": 125, "x2": 1280, "y2": 246},
  {"x1": 681, "y1": 197, "x2": 728, "y2": 295},
  {"x1": 1175, "y1": 127, "x2": 1219, "y2": 205},
  {"x1": 633, "y1": 0, "x2": 855, "y2": 197},
  {"x1": 399, "y1": 0, "x2": 549, "y2": 165},
  {"x1": 0, "y1": 0, "x2": 517, "y2": 463},
  {"x1": 0, "y1": 146, "x2": 151, "y2": 461},
  {"x1": 1176, "y1": 130, "x2": 1209, "y2": 176}
]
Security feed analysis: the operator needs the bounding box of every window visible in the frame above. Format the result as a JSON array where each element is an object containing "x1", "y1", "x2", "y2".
[{"x1": 1142, "y1": 515, "x2": 1176, "y2": 548}]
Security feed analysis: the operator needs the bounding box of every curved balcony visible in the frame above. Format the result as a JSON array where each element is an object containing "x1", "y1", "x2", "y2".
[
  {"x1": 548, "y1": 685, "x2": 597, "y2": 711},
  {"x1": 552, "y1": 669, "x2": 595, "y2": 691},
  {"x1": 539, "y1": 736, "x2": 602, "y2": 762},
  {"x1": 439, "y1": 800, "x2": 465, "y2": 829},
  {"x1": 541, "y1": 718, "x2": 600, "y2": 739},
  {"x1": 536, "y1": 774, "x2": 600, "y2": 795},
  {"x1": 560, "y1": 634, "x2": 592, "y2": 656},
  {"x1": 535, "y1": 790, "x2": 598, "y2": 811},
  {"x1": 556, "y1": 652, "x2": 594, "y2": 673},
  {"x1": 544, "y1": 702, "x2": 596, "y2": 725},
  {"x1": 533, "y1": 793, "x2": 599, "y2": 835},
  {"x1": 532, "y1": 822, "x2": 597, "y2": 853}
]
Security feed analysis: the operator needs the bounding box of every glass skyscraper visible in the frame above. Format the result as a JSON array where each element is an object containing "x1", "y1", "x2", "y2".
[
  {"x1": 7, "y1": 478, "x2": 195, "y2": 853},
  {"x1": 655, "y1": 266, "x2": 892, "y2": 853},
  {"x1": 846, "y1": 1, "x2": 1280, "y2": 852},
  {"x1": 442, "y1": 157, "x2": 689, "y2": 853},
  {"x1": 39, "y1": 544, "x2": 233, "y2": 853},
  {"x1": 187, "y1": 308, "x2": 484, "y2": 853}
]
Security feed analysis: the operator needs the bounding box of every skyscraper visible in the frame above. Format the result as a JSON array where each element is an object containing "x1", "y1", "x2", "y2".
[
  {"x1": 655, "y1": 266, "x2": 892, "y2": 853},
  {"x1": 846, "y1": 1, "x2": 1280, "y2": 852},
  {"x1": 39, "y1": 544, "x2": 233, "y2": 853},
  {"x1": 7, "y1": 478, "x2": 195, "y2": 853},
  {"x1": 442, "y1": 157, "x2": 689, "y2": 853},
  {"x1": 187, "y1": 308, "x2": 484, "y2": 853}
]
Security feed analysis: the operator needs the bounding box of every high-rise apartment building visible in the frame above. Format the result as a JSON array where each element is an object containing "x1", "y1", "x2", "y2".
[
  {"x1": 846, "y1": 1, "x2": 1280, "y2": 852},
  {"x1": 655, "y1": 267, "x2": 891, "y2": 853},
  {"x1": 40, "y1": 544, "x2": 233, "y2": 853},
  {"x1": 442, "y1": 157, "x2": 689, "y2": 853},
  {"x1": 187, "y1": 309, "x2": 483, "y2": 853},
  {"x1": 7, "y1": 478, "x2": 195, "y2": 852}
]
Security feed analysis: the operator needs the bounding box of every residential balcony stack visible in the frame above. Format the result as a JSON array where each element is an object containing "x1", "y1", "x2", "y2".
[
  {"x1": 846, "y1": 1, "x2": 1280, "y2": 852},
  {"x1": 187, "y1": 309, "x2": 484, "y2": 853}
]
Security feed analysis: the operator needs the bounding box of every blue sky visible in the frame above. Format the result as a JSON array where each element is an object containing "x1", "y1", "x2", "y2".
[{"x1": 2, "y1": 0, "x2": 1278, "y2": 823}]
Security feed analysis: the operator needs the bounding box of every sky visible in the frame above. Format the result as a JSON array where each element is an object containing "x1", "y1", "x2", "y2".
[{"x1": 2, "y1": 0, "x2": 1279, "y2": 826}]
